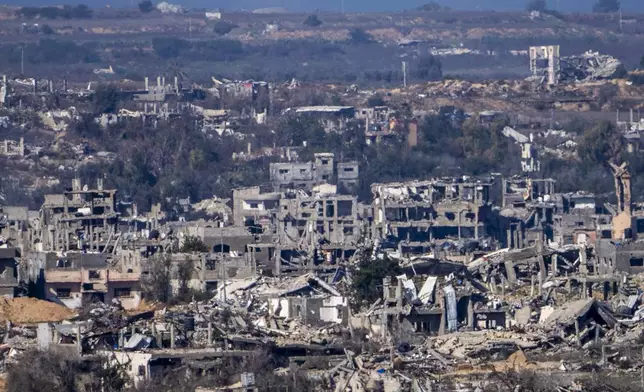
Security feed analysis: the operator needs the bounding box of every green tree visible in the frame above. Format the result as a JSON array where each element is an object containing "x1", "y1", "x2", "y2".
[
  {"x1": 180, "y1": 235, "x2": 209, "y2": 252},
  {"x1": 348, "y1": 28, "x2": 374, "y2": 44},
  {"x1": 92, "y1": 84, "x2": 120, "y2": 114},
  {"x1": 41, "y1": 24, "x2": 54, "y2": 35},
  {"x1": 349, "y1": 248, "x2": 401, "y2": 311},
  {"x1": 213, "y1": 20, "x2": 237, "y2": 36},
  {"x1": 414, "y1": 54, "x2": 443, "y2": 81},
  {"x1": 142, "y1": 254, "x2": 172, "y2": 302},
  {"x1": 152, "y1": 37, "x2": 189, "y2": 59},
  {"x1": 578, "y1": 121, "x2": 623, "y2": 164},
  {"x1": 367, "y1": 94, "x2": 385, "y2": 107},
  {"x1": 593, "y1": 0, "x2": 620, "y2": 13},
  {"x1": 138, "y1": 0, "x2": 155, "y2": 12},
  {"x1": 7, "y1": 348, "x2": 128, "y2": 392},
  {"x1": 175, "y1": 257, "x2": 194, "y2": 298},
  {"x1": 526, "y1": 0, "x2": 547, "y2": 12},
  {"x1": 417, "y1": 1, "x2": 448, "y2": 11},
  {"x1": 303, "y1": 14, "x2": 322, "y2": 27}
]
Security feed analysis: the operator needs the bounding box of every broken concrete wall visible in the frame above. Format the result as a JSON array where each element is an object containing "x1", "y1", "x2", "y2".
[
  {"x1": 232, "y1": 187, "x2": 281, "y2": 229},
  {"x1": 269, "y1": 296, "x2": 347, "y2": 325}
]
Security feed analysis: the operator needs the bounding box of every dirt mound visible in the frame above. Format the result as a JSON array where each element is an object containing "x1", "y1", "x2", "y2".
[{"x1": 0, "y1": 297, "x2": 75, "y2": 324}]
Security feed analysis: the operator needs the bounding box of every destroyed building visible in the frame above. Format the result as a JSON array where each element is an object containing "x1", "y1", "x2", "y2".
[
  {"x1": 529, "y1": 45, "x2": 560, "y2": 86},
  {"x1": 38, "y1": 179, "x2": 118, "y2": 252},
  {"x1": 25, "y1": 251, "x2": 141, "y2": 310},
  {"x1": 0, "y1": 137, "x2": 25, "y2": 157},
  {"x1": 371, "y1": 179, "x2": 499, "y2": 253},
  {"x1": 285, "y1": 106, "x2": 355, "y2": 132},
  {"x1": 269, "y1": 152, "x2": 359, "y2": 193},
  {"x1": 0, "y1": 205, "x2": 31, "y2": 251},
  {"x1": 529, "y1": 45, "x2": 623, "y2": 86},
  {"x1": 0, "y1": 247, "x2": 19, "y2": 298}
]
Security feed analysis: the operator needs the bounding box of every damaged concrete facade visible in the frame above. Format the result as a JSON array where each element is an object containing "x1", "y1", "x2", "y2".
[
  {"x1": 269, "y1": 152, "x2": 359, "y2": 193},
  {"x1": 26, "y1": 251, "x2": 141, "y2": 310},
  {"x1": 371, "y1": 179, "x2": 495, "y2": 250},
  {"x1": 38, "y1": 178, "x2": 118, "y2": 252}
]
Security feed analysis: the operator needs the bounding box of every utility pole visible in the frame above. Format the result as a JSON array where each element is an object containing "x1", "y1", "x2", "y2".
[
  {"x1": 20, "y1": 47, "x2": 24, "y2": 76},
  {"x1": 402, "y1": 61, "x2": 407, "y2": 89},
  {"x1": 220, "y1": 225, "x2": 226, "y2": 302}
]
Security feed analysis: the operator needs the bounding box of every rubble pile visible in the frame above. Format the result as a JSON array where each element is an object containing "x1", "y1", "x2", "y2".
[
  {"x1": 0, "y1": 297, "x2": 75, "y2": 324},
  {"x1": 561, "y1": 51, "x2": 624, "y2": 83}
]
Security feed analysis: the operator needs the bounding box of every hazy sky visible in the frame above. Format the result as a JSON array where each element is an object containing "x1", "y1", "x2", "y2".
[{"x1": 11, "y1": 0, "x2": 644, "y2": 13}]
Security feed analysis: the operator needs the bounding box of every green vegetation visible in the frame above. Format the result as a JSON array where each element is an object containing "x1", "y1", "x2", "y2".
[
  {"x1": 138, "y1": 0, "x2": 155, "y2": 13},
  {"x1": 7, "y1": 348, "x2": 127, "y2": 392},
  {"x1": 367, "y1": 94, "x2": 385, "y2": 107},
  {"x1": 526, "y1": 0, "x2": 548, "y2": 12},
  {"x1": 577, "y1": 121, "x2": 623, "y2": 165},
  {"x1": 417, "y1": 1, "x2": 450, "y2": 11},
  {"x1": 142, "y1": 254, "x2": 172, "y2": 303},
  {"x1": 152, "y1": 37, "x2": 186, "y2": 59},
  {"x1": 348, "y1": 28, "x2": 374, "y2": 44},
  {"x1": 180, "y1": 236, "x2": 209, "y2": 253},
  {"x1": 349, "y1": 249, "x2": 401, "y2": 311},
  {"x1": 151, "y1": 38, "x2": 244, "y2": 61},
  {"x1": 413, "y1": 54, "x2": 443, "y2": 81},
  {"x1": 213, "y1": 20, "x2": 238, "y2": 36},
  {"x1": 303, "y1": 14, "x2": 323, "y2": 27},
  {"x1": 17, "y1": 4, "x2": 92, "y2": 20},
  {"x1": 41, "y1": 25, "x2": 55, "y2": 35},
  {"x1": 593, "y1": 0, "x2": 620, "y2": 13},
  {"x1": 92, "y1": 84, "x2": 120, "y2": 114}
]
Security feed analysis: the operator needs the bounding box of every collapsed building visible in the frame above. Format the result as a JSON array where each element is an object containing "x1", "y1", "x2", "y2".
[
  {"x1": 37, "y1": 178, "x2": 118, "y2": 253},
  {"x1": 269, "y1": 152, "x2": 359, "y2": 193},
  {"x1": 371, "y1": 179, "x2": 500, "y2": 255},
  {"x1": 2, "y1": 162, "x2": 644, "y2": 390},
  {"x1": 529, "y1": 45, "x2": 623, "y2": 86}
]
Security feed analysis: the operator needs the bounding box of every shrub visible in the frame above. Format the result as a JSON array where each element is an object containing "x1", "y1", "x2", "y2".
[
  {"x1": 138, "y1": 0, "x2": 155, "y2": 12},
  {"x1": 303, "y1": 14, "x2": 322, "y2": 27}
]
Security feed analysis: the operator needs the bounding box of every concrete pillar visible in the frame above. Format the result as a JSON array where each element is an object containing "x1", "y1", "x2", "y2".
[
  {"x1": 474, "y1": 210, "x2": 479, "y2": 239},
  {"x1": 207, "y1": 322, "x2": 213, "y2": 346},
  {"x1": 593, "y1": 258, "x2": 598, "y2": 276},
  {"x1": 53, "y1": 326, "x2": 60, "y2": 343},
  {"x1": 552, "y1": 254, "x2": 558, "y2": 277},
  {"x1": 76, "y1": 326, "x2": 82, "y2": 352},
  {"x1": 501, "y1": 276, "x2": 505, "y2": 298},
  {"x1": 467, "y1": 298, "x2": 474, "y2": 330},
  {"x1": 582, "y1": 281, "x2": 587, "y2": 298},
  {"x1": 505, "y1": 261, "x2": 517, "y2": 284},
  {"x1": 538, "y1": 254, "x2": 546, "y2": 283},
  {"x1": 438, "y1": 304, "x2": 446, "y2": 336},
  {"x1": 119, "y1": 329, "x2": 125, "y2": 348},
  {"x1": 396, "y1": 279, "x2": 403, "y2": 309},
  {"x1": 170, "y1": 323, "x2": 175, "y2": 349}
]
